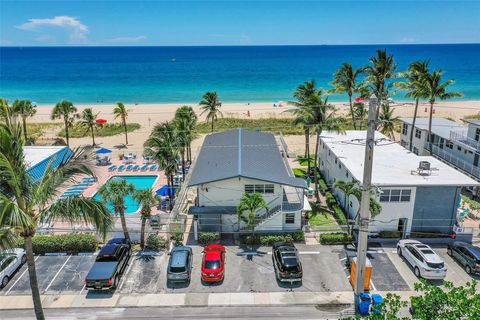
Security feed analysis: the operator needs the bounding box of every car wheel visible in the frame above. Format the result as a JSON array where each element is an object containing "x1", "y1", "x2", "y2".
[
  {"x1": 397, "y1": 247, "x2": 402, "y2": 257},
  {"x1": 414, "y1": 267, "x2": 421, "y2": 278},
  {"x1": 1, "y1": 276, "x2": 8, "y2": 288},
  {"x1": 466, "y1": 265, "x2": 472, "y2": 274},
  {"x1": 21, "y1": 255, "x2": 27, "y2": 265},
  {"x1": 447, "y1": 248, "x2": 452, "y2": 256}
]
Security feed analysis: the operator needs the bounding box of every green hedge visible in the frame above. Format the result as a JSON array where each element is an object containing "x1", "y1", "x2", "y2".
[
  {"x1": 319, "y1": 232, "x2": 352, "y2": 245},
  {"x1": 318, "y1": 179, "x2": 328, "y2": 194},
  {"x1": 198, "y1": 232, "x2": 220, "y2": 245},
  {"x1": 240, "y1": 231, "x2": 305, "y2": 246},
  {"x1": 146, "y1": 233, "x2": 169, "y2": 251},
  {"x1": 325, "y1": 192, "x2": 337, "y2": 207},
  {"x1": 332, "y1": 204, "x2": 348, "y2": 226},
  {"x1": 17, "y1": 234, "x2": 98, "y2": 255},
  {"x1": 379, "y1": 230, "x2": 402, "y2": 238}
]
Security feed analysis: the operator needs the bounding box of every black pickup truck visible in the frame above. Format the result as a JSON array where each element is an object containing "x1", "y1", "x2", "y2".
[{"x1": 85, "y1": 239, "x2": 131, "y2": 291}]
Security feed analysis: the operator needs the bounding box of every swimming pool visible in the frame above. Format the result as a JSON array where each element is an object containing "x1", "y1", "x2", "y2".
[{"x1": 93, "y1": 175, "x2": 158, "y2": 214}]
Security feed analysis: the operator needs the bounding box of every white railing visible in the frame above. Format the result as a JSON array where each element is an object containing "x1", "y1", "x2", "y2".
[
  {"x1": 450, "y1": 130, "x2": 480, "y2": 151},
  {"x1": 426, "y1": 144, "x2": 480, "y2": 179}
]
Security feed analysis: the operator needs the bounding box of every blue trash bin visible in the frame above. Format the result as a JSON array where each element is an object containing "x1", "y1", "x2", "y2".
[
  {"x1": 371, "y1": 294, "x2": 384, "y2": 315},
  {"x1": 358, "y1": 293, "x2": 372, "y2": 316}
]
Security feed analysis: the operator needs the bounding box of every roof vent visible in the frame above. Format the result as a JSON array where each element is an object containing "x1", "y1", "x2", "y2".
[
  {"x1": 411, "y1": 161, "x2": 435, "y2": 176},
  {"x1": 419, "y1": 161, "x2": 431, "y2": 171}
]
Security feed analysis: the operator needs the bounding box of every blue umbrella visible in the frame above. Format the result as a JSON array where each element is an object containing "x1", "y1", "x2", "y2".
[
  {"x1": 156, "y1": 185, "x2": 176, "y2": 197},
  {"x1": 96, "y1": 148, "x2": 112, "y2": 154}
]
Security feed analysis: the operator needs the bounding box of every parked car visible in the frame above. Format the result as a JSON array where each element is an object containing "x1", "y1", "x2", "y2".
[
  {"x1": 106, "y1": 237, "x2": 131, "y2": 246},
  {"x1": 85, "y1": 239, "x2": 131, "y2": 291},
  {"x1": 397, "y1": 239, "x2": 447, "y2": 279},
  {"x1": 272, "y1": 242, "x2": 303, "y2": 282},
  {"x1": 0, "y1": 248, "x2": 27, "y2": 288},
  {"x1": 167, "y1": 246, "x2": 193, "y2": 283},
  {"x1": 201, "y1": 244, "x2": 225, "y2": 283},
  {"x1": 447, "y1": 241, "x2": 480, "y2": 274}
]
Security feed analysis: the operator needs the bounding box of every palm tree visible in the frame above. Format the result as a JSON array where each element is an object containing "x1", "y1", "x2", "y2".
[
  {"x1": 199, "y1": 92, "x2": 222, "y2": 133},
  {"x1": 79, "y1": 108, "x2": 100, "y2": 146},
  {"x1": 421, "y1": 70, "x2": 463, "y2": 155},
  {"x1": 364, "y1": 49, "x2": 397, "y2": 119},
  {"x1": 174, "y1": 116, "x2": 190, "y2": 177},
  {"x1": 98, "y1": 178, "x2": 135, "y2": 242},
  {"x1": 51, "y1": 100, "x2": 78, "y2": 147},
  {"x1": 12, "y1": 100, "x2": 37, "y2": 142},
  {"x1": 0, "y1": 98, "x2": 15, "y2": 128},
  {"x1": 113, "y1": 102, "x2": 130, "y2": 145},
  {"x1": 378, "y1": 104, "x2": 400, "y2": 140},
  {"x1": 331, "y1": 63, "x2": 364, "y2": 129},
  {"x1": 133, "y1": 188, "x2": 157, "y2": 249},
  {"x1": 395, "y1": 61, "x2": 430, "y2": 151},
  {"x1": 237, "y1": 192, "x2": 268, "y2": 236},
  {"x1": 175, "y1": 106, "x2": 197, "y2": 162},
  {"x1": 333, "y1": 180, "x2": 358, "y2": 210},
  {"x1": 145, "y1": 121, "x2": 179, "y2": 209},
  {"x1": 0, "y1": 124, "x2": 112, "y2": 320},
  {"x1": 352, "y1": 102, "x2": 368, "y2": 130}
]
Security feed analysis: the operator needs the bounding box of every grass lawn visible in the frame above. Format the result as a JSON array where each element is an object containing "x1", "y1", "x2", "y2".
[
  {"x1": 26, "y1": 122, "x2": 62, "y2": 140},
  {"x1": 292, "y1": 168, "x2": 307, "y2": 178},
  {"x1": 58, "y1": 123, "x2": 141, "y2": 138},
  {"x1": 308, "y1": 201, "x2": 339, "y2": 228}
]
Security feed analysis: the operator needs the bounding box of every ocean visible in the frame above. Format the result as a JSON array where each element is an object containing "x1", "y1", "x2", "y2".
[{"x1": 1, "y1": 44, "x2": 479, "y2": 104}]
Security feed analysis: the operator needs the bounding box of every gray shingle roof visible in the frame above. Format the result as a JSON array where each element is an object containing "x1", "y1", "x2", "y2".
[{"x1": 188, "y1": 129, "x2": 306, "y2": 189}]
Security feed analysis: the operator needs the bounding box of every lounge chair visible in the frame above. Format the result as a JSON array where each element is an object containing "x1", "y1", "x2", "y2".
[
  {"x1": 126, "y1": 165, "x2": 133, "y2": 171},
  {"x1": 66, "y1": 187, "x2": 85, "y2": 192},
  {"x1": 149, "y1": 165, "x2": 157, "y2": 171},
  {"x1": 141, "y1": 165, "x2": 148, "y2": 171},
  {"x1": 133, "y1": 165, "x2": 139, "y2": 171},
  {"x1": 74, "y1": 183, "x2": 91, "y2": 187},
  {"x1": 108, "y1": 165, "x2": 117, "y2": 172},
  {"x1": 82, "y1": 177, "x2": 96, "y2": 182},
  {"x1": 117, "y1": 165, "x2": 125, "y2": 172}
]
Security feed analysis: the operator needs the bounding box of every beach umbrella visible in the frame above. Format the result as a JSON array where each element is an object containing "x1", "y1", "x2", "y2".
[
  {"x1": 156, "y1": 185, "x2": 176, "y2": 197},
  {"x1": 95, "y1": 147, "x2": 112, "y2": 154},
  {"x1": 96, "y1": 119, "x2": 107, "y2": 124},
  {"x1": 354, "y1": 97, "x2": 366, "y2": 102}
]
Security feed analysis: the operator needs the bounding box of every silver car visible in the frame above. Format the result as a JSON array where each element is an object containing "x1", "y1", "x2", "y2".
[
  {"x1": 397, "y1": 240, "x2": 447, "y2": 280},
  {"x1": 0, "y1": 248, "x2": 27, "y2": 288}
]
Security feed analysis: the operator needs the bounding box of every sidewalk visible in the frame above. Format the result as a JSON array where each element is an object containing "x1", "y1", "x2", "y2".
[{"x1": 0, "y1": 291, "x2": 354, "y2": 310}]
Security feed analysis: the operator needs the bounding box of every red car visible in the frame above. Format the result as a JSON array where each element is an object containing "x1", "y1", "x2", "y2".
[{"x1": 201, "y1": 244, "x2": 225, "y2": 283}]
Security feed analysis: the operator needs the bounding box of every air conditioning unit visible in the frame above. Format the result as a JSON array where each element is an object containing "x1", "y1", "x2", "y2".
[{"x1": 419, "y1": 161, "x2": 431, "y2": 171}]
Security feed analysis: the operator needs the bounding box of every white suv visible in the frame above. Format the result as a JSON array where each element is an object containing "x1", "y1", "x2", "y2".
[
  {"x1": 397, "y1": 240, "x2": 447, "y2": 280},
  {"x1": 0, "y1": 248, "x2": 27, "y2": 288}
]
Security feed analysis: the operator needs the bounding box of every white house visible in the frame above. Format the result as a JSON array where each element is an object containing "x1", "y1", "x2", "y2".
[
  {"x1": 400, "y1": 117, "x2": 480, "y2": 182},
  {"x1": 187, "y1": 129, "x2": 309, "y2": 233},
  {"x1": 318, "y1": 131, "x2": 479, "y2": 235}
]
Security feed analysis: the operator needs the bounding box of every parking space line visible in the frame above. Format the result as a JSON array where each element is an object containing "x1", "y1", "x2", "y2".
[
  {"x1": 369, "y1": 279, "x2": 377, "y2": 292},
  {"x1": 44, "y1": 255, "x2": 71, "y2": 292},
  {"x1": 5, "y1": 256, "x2": 39, "y2": 296},
  {"x1": 266, "y1": 251, "x2": 320, "y2": 255},
  {"x1": 117, "y1": 254, "x2": 136, "y2": 290}
]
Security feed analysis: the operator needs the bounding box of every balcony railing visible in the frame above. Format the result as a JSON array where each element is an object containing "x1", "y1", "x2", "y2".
[
  {"x1": 426, "y1": 143, "x2": 480, "y2": 179},
  {"x1": 450, "y1": 130, "x2": 480, "y2": 151}
]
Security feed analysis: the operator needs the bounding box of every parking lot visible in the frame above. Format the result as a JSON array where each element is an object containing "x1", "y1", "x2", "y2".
[{"x1": 2, "y1": 243, "x2": 479, "y2": 297}]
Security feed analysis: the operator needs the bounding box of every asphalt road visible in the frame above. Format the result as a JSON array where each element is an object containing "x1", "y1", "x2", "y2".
[{"x1": 0, "y1": 305, "x2": 355, "y2": 320}]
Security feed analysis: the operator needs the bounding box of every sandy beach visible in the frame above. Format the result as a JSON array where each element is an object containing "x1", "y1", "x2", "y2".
[{"x1": 31, "y1": 100, "x2": 480, "y2": 156}]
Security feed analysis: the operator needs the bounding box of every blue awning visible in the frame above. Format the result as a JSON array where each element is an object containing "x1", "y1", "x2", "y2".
[
  {"x1": 155, "y1": 185, "x2": 176, "y2": 196},
  {"x1": 27, "y1": 147, "x2": 74, "y2": 183},
  {"x1": 95, "y1": 148, "x2": 112, "y2": 154}
]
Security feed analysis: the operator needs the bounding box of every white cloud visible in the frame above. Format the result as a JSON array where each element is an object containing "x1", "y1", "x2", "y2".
[
  {"x1": 16, "y1": 16, "x2": 88, "y2": 44},
  {"x1": 105, "y1": 35, "x2": 147, "y2": 44},
  {"x1": 0, "y1": 39, "x2": 13, "y2": 45},
  {"x1": 400, "y1": 36, "x2": 416, "y2": 43}
]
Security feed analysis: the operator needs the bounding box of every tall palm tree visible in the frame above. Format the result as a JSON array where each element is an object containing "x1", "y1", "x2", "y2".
[
  {"x1": 237, "y1": 192, "x2": 268, "y2": 236},
  {"x1": 395, "y1": 61, "x2": 430, "y2": 151},
  {"x1": 79, "y1": 108, "x2": 100, "y2": 146},
  {"x1": 51, "y1": 100, "x2": 78, "y2": 147},
  {"x1": 333, "y1": 180, "x2": 358, "y2": 210},
  {"x1": 0, "y1": 98, "x2": 15, "y2": 128},
  {"x1": 331, "y1": 63, "x2": 364, "y2": 129},
  {"x1": 98, "y1": 178, "x2": 135, "y2": 242},
  {"x1": 175, "y1": 106, "x2": 197, "y2": 162},
  {"x1": 113, "y1": 102, "x2": 130, "y2": 145},
  {"x1": 378, "y1": 104, "x2": 400, "y2": 140},
  {"x1": 421, "y1": 70, "x2": 463, "y2": 155},
  {"x1": 12, "y1": 100, "x2": 37, "y2": 142},
  {"x1": 0, "y1": 124, "x2": 112, "y2": 320},
  {"x1": 352, "y1": 102, "x2": 368, "y2": 130},
  {"x1": 145, "y1": 121, "x2": 180, "y2": 209},
  {"x1": 174, "y1": 116, "x2": 190, "y2": 177},
  {"x1": 133, "y1": 188, "x2": 157, "y2": 249},
  {"x1": 364, "y1": 49, "x2": 397, "y2": 119},
  {"x1": 199, "y1": 92, "x2": 222, "y2": 133}
]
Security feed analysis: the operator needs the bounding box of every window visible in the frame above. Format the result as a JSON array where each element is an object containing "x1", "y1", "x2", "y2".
[
  {"x1": 285, "y1": 213, "x2": 295, "y2": 224},
  {"x1": 264, "y1": 184, "x2": 274, "y2": 194},
  {"x1": 413, "y1": 147, "x2": 419, "y2": 155},
  {"x1": 245, "y1": 185, "x2": 254, "y2": 193},
  {"x1": 339, "y1": 163, "x2": 342, "y2": 169},
  {"x1": 380, "y1": 189, "x2": 412, "y2": 202},
  {"x1": 245, "y1": 184, "x2": 274, "y2": 194},
  {"x1": 402, "y1": 123, "x2": 408, "y2": 135},
  {"x1": 254, "y1": 185, "x2": 265, "y2": 193},
  {"x1": 415, "y1": 129, "x2": 422, "y2": 139},
  {"x1": 446, "y1": 140, "x2": 453, "y2": 149},
  {"x1": 346, "y1": 171, "x2": 349, "y2": 178},
  {"x1": 458, "y1": 146, "x2": 462, "y2": 151},
  {"x1": 335, "y1": 158, "x2": 337, "y2": 164},
  {"x1": 476, "y1": 128, "x2": 480, "y2": 142}
]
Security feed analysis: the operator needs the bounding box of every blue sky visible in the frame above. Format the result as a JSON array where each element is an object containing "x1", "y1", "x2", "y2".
[{"x1": 1, "y1": 1, "x2": 479, "y2": 46}]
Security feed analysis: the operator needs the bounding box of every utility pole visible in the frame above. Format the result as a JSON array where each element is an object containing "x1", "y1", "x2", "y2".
[{"x1": 354, "y1": 94, "x2": 377, "y2": 310}]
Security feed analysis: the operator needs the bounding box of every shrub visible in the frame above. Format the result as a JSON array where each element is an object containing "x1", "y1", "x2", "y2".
[
  {"x1": 320, "y1": 232, "x2": 352, "y2": 245},
  {"x1": 171, "y1": 227, "x2": 184, "y2": 245},
  {"x1": 239, "y1": 231, "x2": 305, "y2": 245},
  {"x1": 319, "y1": 179, "x2": 328, "y2": 194},
  {"x1": 332, "y1": 204, "x2": 348, "y2": 226},
  {"x1": 16, "y1": 234, "x2": 98, "y2": 255},
  {"x1": 379, "y1": 230, "x2": 402, "y2": 238},
  {"x1": 145, "y1": 233, "x2": 169, "y2": 251},
  {"x1": 198, "y1": 232, "x2": 220, "y2": 245},
  {"x1": 325, "y1": 192, "x2": 337, "y2": 208}
]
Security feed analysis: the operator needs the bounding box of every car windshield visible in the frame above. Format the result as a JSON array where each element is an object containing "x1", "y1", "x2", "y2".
[
  {"x1": 204, "y1": 260, "x2": 220, "y2": 270},
  {"x1": 96, "y1": 256, "x2": 117, "y2": 262},
  {"x1": 170, "y1": 266, "x2": 186, "y2": 273},
  {"x1": 426, "y1": 261, "x2": 444, "y2": 269}
]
